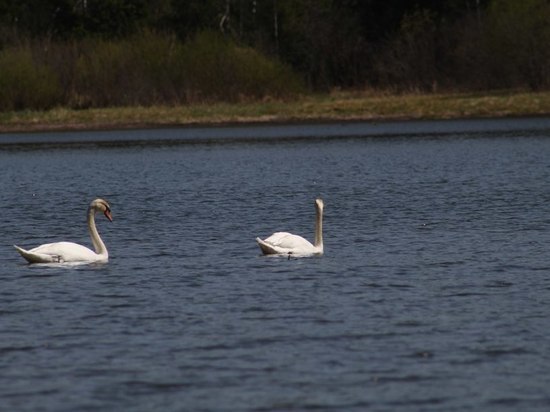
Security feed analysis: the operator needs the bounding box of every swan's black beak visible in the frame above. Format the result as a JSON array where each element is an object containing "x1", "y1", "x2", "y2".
[{"x1": 104, "y1": 209, "x2": 113, "y2": 222}]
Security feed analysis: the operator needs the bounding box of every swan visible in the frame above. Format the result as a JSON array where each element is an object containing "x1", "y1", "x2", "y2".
[
  {"x1": 14, "y1": 198, "x2": 113, "y2": 264},
  {"x1": 256, "y1": 198, "x2": 324, "y2": 256}
]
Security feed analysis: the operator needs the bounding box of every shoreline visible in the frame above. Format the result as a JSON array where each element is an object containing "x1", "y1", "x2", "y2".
[
  {"x1": 2, "y1": 117, "x2": 549, "y2": 146},
  {"x1": 1, "y1": 90, "x2": 549, "y2": 134},
  {"x1": 2, "y1": 114, "x2": 550, "y2": 136}
]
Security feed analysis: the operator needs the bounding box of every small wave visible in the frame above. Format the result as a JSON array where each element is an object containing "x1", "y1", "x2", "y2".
[
  {"x1": 387, "y1": 396, "x2": 450, "y2": 407},
  {"x1": 394, "y1": 320, "x2": 426, "y2": 328},
  {"x1": 91, "y1": 293, "x2": 133, "y2": 299},
  {"x1": 480, "y1": 347, "x2": 531, "y2": 357},
  {"x1": 372, "y1": 374, "x2": 438, "y2": 384},
  {"x1": 486, "y1": 397, "x2": 550, "y2": 408},
  {"x1": 487, "y1": 397, "x2": 522, "y2": 406},
  {"x1": 387, "y1": 283, "x2": 414, "y2": 289},
  {"x1": 470, "y1": 346, "x2": 531, "y2": 358},
  {"x1": 0, "y1": 345, "x2": 38, "y2": 354},
  {"x1": 483, "y1": 280, "x2": 514, "y2": 288},
  {"x1": 442, "y1": 292, "x2": 490, "y2": 297},
  {"x1": 20, "y1": 273, "x2": 62, "y2": 279},
  {"x1": 123, "y1": 380, "x2": 193, "y2": 394}
]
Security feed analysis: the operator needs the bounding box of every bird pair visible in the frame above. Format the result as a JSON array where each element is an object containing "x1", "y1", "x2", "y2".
[{"x1": 15, "y1": 198, "x2": 324, "y2": 264}]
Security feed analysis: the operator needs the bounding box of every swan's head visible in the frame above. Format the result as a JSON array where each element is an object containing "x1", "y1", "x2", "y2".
[
  {"x1": 315, "y1": 198, "x2": 324, "y2": 211},
  {"x1": 90, "y1": 198, "x2": 113, "y2": 222}
]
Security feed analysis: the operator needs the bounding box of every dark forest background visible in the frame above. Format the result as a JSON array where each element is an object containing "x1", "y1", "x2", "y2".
[{"x1": 0, "y1": 0, "x2": 548, "y2": 110}]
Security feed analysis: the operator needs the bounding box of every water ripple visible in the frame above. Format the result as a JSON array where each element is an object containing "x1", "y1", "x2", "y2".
[{"x1": 2, "y1": 129, "x2": 550, "y2": 411}]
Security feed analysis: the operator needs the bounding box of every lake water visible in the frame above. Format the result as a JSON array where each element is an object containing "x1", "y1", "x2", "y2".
[{"x1": 1, "y1": 118, "x2": 550, "y2": 411}]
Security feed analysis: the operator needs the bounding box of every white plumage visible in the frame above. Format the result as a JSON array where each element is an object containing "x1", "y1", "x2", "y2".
[
  {"x1": 256, "y1": 198, "x2": 324, "y2": 257},
  {"x1": 14, "y1": 198, "x2": 113, "y2": 264}
]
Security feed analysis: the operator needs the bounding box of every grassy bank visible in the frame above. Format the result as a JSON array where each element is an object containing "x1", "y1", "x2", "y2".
[{"x1": 1, "y1": 90, "x2": 549, "y2": 133}]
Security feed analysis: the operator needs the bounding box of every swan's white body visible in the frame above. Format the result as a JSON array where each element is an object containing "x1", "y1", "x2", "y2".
[
  {"x1": 14, "y1": 198, "x2": 112, "y2": 264},
  {"x1": 256, "y1": 198, "x2": 324, "y2": 256}
]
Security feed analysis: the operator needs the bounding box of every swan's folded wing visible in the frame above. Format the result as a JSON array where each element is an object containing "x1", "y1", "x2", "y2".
[
  {"x1": 256, "y1": 237, "x2": 285, "y2": 255},
  {"x1": 14, "y1": 245, "x2": 61, "y2": 263},
  {"x1": 257, "y1": 232, "x2": 316, "y2": 255},
  {"x1": 264, "y1": 232, "x2": 313, "y2": 249},
  {"x1": 16, "y1": 242, "x2": 99, "y2": 263}
]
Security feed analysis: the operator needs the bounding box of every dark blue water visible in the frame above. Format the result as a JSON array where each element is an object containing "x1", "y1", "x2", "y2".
[{"x1": 1, "y1": 120, "x2": 550, "y2": 411}]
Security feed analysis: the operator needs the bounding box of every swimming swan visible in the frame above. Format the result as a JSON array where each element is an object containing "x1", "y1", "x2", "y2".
[
  {"x1": 256, "y1": 198, "x2": 324, "y2": 256},
  {"x1": 14, "y1": 198, "x2": 113, "y2": 264}
]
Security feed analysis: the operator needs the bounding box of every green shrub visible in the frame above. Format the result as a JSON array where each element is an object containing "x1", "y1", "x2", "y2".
[
  {"x1": 485, "y1": 0, "x2": 550, "y2": 90},
  {"x1": 180, "y1": 31, "x2": 304, "y2": 102},
  {"x1": 0, "y1": 47, "x2": 61, "y2": 110},
  {"x1": 72, "y1": 39, "x2": 132, "y2": 107},
  {"x1": 1, "y1": 31, "x2": 304, "y2": 110},
  {"x1": 227, "y1": 45, "x2": 305, "y2": 100},
  {"x1": 127, "y1": 32, "x2": 183, "y2": 104}
]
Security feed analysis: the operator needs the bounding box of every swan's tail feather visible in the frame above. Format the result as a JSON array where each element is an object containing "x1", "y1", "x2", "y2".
[
  {"x1": 14, "y1": 245, "x2": 29, "y2": 257},
  {"x1": 256, "y1": 238, "x2": 280, "y2": 255},
  {"x1": 14, "y1": 245, "x2": 59, "y2": 264}
]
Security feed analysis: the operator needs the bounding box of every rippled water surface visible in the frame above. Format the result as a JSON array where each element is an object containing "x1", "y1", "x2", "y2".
[{"x1": 1, "y1": 120, "x2": 550, "y2": 411}]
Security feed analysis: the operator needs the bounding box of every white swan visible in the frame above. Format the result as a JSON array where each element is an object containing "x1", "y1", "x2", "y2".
[
  {"x1": 14, "y1": 198, "x2": 113, "y2": 264},
  {"x1": 256, "y1": 198, "x2": 324, "y2": 256}
]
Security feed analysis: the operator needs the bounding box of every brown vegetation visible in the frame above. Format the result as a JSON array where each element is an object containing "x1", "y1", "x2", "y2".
[{"x1": 1, "y1": 90, "x2": 548, "y2": 133}]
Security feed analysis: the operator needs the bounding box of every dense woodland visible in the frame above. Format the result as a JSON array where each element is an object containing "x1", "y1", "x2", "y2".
[{"x1": 0, "y1": 0, "x2": 549, "y2": 110}]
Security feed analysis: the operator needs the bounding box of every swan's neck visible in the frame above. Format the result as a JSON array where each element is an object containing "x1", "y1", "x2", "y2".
[
  {"x1": 314, "y1": 205, "x2": 323, "y2": 251},
  {"x1": 88, "y1": 207, "x2": 108, "y2": 257}
]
